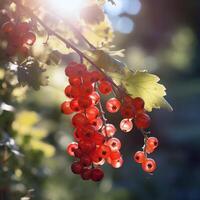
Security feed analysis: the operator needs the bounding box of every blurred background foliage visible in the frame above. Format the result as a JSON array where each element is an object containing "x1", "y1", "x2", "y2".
[{"x1": 0, "y1": 0, "x2": 200, "y2": 199}]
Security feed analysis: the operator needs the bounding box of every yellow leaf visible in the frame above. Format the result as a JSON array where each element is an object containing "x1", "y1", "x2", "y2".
[
  {"x1": 121, "y1": 71, "x2": 173, "y2": 112},
  {"x1": 83, "y1": 20, "x2": 114, "y2": 47}
]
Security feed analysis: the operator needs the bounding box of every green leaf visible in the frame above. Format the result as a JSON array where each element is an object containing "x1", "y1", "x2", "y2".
[
  {"x1": 91, "y1": 50, "x2": 126, "y2": 73},
  {"x1": 91, "y1": 50, "x2": 172, "y2": 112}
]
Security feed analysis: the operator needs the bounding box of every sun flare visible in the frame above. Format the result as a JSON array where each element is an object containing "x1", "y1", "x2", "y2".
[{"x1": 48, "y1": 0, "x2": 84, "y2": 17}]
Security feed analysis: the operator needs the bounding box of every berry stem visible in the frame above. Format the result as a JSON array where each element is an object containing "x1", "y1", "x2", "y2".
[
  {"x1": 98, "y1": 99, "x2": 107, "y2": 126},
  {"x1": 95, "y1": 84, "x2": 107, "y2": 127},
  {"x1": 43, "y1": 33, "x2": 50, "y2": 45},
  {"x1": 140, "y1": 129, "x2": 149, "y2": 157}
]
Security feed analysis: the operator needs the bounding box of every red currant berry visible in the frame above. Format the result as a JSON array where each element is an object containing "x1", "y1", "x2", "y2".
[
  {"x1": 64, "y1": 85, "x2": 73, "y2": 98},
  {"x1": 141, "y1": 158, "x2": 156, "y2": 173},
  {"x1": 80, "y1": 155, "x2": 92, "y2": 166},
  {"x1": 72, "y1": 113, "x2": 88, "y2": 127},
  {"x1": 71, "y1": 161, "x2": 83, "y2": 174},
  {"x1": 97, "y1": 144, "x2": 111, "y2": 159},
  {"x1": 124, "y1": 96, "x2": 134, "y2": 104},
  {"x1": 111, "y1": 157, "x2": 123, "y2": 168},
  {"x1": 106, "y1": 138, "x2": 121, "y2": 151},
  {"x1": 89, "y1": 91, "x2": 100, "y2": 105},
  {"x1": 68, "y1": 76, "x2": 82, "y2": 87},
  {"x1": 73, "y1": 128, "x2": 82, "y2": 141},
  {"x1": 66, "y1": 142, "x2": 78, "y2": 156},
  {"x1": 93, "y1": 158, "x2": 105, "y2": 166},
  {"x1": 81, "y1": 82, "x2": 94, "y2": 96},
  {"x1": 80, "y1": 125, "x2": 95, "y2": 140},
  {"x1": 82, "y1": 71, "x2": 91, "y2": 82},
  {"x1": 1, "y1": 21, "x2": 15, "y2": 33},
  {"x1": 110, "y1": 151, "x2": 121, "y2": 160},
  {"x1": 9, "y1": 32, "x2": 21, "y2": 47},
  {"x1": 78, "y1": 140, "x2": 96, "y2": 153},
  {"x1": 146, "y1": 137, "x2": 158, "y2": 149},
  {"x1": 90, "y1": 71, "x2": 103, "y2": 82},
  {"x1": 120, "y1": 118, "x2": 133, "y2": 133},
  {"x1": 23, "y1": 31, "x2": 36, "y2": 45},
  {"x1": 132, "y1": 97, "x2": 144, "y2": 111},
  {"x1": 106, "y1": 98, "x2": 121, "y2": 113},
  {"x1": 134, "y1": 151, "x2": 146, "y2": 163},
  {"x1": 74, "y1": 64, "x2": 87, "y2": 76},
  {"x1": 91, "y1": 168, "x2": 104, "y2": 182},
  {"x1": 70, "y1": 99, "x2": 81, "y2": 112},
  {"x1": 71, "y1": 86, "x2": 81, "y2": 98},
  {"x1": 135, "y1": 113, "x2": 151, "y2": 129},
  {"x1": 90, "y1": 117, "x2": 103, "y2": 130},
  {"x1": 86, "y1": 106, "x2": 99, "y2": 121},
  {"x1": 90, "y1": 150, "x2": 102, "y2": 163},
  {"x1": 120, "y1": 105, "x2": 135, "y2": 118},
  {"x1": 78, "y1": 96, "x2": 93, "y2": 109},
  {"x1": 98, "y1": 80, "x2": 112, "y2": 95},
  {"x1": 16, "y1": 22, "x2": 30, "y2": 33},
  {"x1": 61, "y1": 101, "x2": 73, "y2": 115},
  {"x1": 146, "y1": 137, "x2": 158, "y2": 153},
  {"x1": 65, "y1": 63, "x2": 76, "y2": 77},
  {"x1": 81, "y1": 168, "x2": 92, "y2": 180},
  {"x1": 74, "y1": 148, "x2": 83, "y2": 158},
  {"x1": 101, "y1": 124, "x2": 116, "y2": 137},
  {"x1": 93, "y1": 132, "x2": 105, "y2": 145}
]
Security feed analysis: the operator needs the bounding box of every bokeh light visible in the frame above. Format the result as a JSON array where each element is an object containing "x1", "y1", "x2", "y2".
[
  {"x1": 104, "y1": 0, "x2": 142, "y2": 34},
  {"x1": 104, "y1": 0, "x2": 125, "y2": 16},
  {"x1": 116, "y1": 16, "x2": 134, "y2": 34},
  {"x1": 125, "y1": 0, "x2": 141, "y2": 15}
]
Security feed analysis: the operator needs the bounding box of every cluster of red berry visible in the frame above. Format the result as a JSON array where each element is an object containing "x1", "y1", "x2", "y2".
[
  {"x1": 133, "y1": 136, "x2": 158, "y2": 173},
  {"x1": 114, "y1": 94, "x2": 158, "y2": 173},
  {"x1": 0, "y1": 21, "x2": 36, "y2": 56},
  {"x1": 61, "y1": 61, "x2": 158, "y2": 181}
]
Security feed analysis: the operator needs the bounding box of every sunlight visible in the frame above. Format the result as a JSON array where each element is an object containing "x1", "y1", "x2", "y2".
[{"x1": 48, "y1": 0, "x2": 84, "y2": 17}]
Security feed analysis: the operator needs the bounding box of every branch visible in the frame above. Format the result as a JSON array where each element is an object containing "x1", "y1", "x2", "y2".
[{"x1": 13, "y1": 0, "x2": 120, "y2": 91}]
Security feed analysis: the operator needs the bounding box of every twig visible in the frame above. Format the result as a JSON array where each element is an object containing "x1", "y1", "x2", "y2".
[
  {"x1": 98, "y1": 98, "x2": 107, "y2": 126},
  {"x1": 43, "y1": 32, "x2": 50, "y2": 45},
  {"x1": 0, "y1": 147, "x2": 11, "y2": 165},
  {"x1": 140, "y1": 129, "x2": 149, "y2": 157}
]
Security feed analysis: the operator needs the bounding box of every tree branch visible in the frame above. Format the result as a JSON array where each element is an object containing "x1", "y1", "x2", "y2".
[{"x1": 12, "y1": 0, "x2": 120, "y2": 91}]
